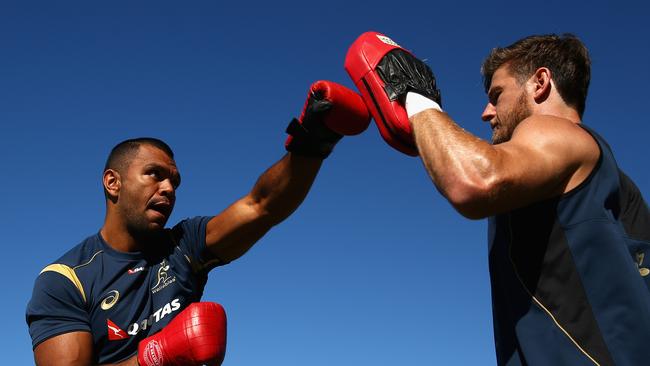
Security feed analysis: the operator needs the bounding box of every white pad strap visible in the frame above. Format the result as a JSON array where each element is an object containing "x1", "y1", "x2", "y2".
[{"x1": 405, "y1": 92, "x2": 442, "y2": 118}]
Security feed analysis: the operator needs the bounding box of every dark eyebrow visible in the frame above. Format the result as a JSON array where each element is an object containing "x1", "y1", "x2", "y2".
[
  {"x1": 487, "y1": 86, "x2": 503, "y2": 103},
  {"x1": 144, "y1": 163, "x2": 181, "y2": 187},
  {"x1": 143, "y1": 163, "x2": 165, "y2": 172}
]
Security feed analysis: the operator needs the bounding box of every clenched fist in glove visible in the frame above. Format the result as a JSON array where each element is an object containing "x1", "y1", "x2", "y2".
[
  {"x1": 138, "y1": 302, "x2": 227, "y2": 366},
  {"x1": 285, "y1": 80, "x2": 371, "y2": 159},
  {"x1": 345, "y1": 31, "x2": 442, "y2": 156}
]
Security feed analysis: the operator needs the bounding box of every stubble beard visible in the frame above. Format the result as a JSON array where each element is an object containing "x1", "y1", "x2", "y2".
[
  {"x1": 492, "y1": 92, "x2": 532, "y2": 145},
  {"x1": 120, "y1": 195, "x2": 167, "y2": 245}
]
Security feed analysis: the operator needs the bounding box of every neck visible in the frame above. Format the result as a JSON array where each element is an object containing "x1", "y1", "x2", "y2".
[
  {"x1": 542, "y1": 105, "x2": 581, "y2": 124},
  {"x1": 534, "y1": 91, "x2": 582, "y2": 124},
  {"x1": 100, "y1": 210, "x2": 161, "y2": 253},
  {"x1": 100, "y1": 224, "x2": 139, "y2": 253}
]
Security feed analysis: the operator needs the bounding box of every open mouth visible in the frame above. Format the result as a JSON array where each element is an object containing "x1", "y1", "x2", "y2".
[{"x1": 148, "y1": 199, "x2": 172, "y2": 218}]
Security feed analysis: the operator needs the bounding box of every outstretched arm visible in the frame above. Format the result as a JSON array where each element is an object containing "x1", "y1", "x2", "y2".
[
  {"x1": 204, "y1": 153, "x2": 322, "y2": 263},
  {"x1": 204, "y1": 81, "x2": 370, "y2": 263}
]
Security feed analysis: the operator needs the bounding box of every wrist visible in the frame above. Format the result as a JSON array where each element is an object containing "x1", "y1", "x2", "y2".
[
  {"x1": 405, "y1": 92, "x2": 442, "y2": 118},
  {"x1": 284, "y1": 118, "x2": 342, "y2": 159}
]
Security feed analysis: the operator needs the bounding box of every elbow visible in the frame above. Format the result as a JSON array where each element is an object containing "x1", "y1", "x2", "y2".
[
  {"x1": 444, "y1": 178, "x2": 498, "y2": 220},
  {"x1": 250, "y1": 196, "x2": 294, "y2": 227}
]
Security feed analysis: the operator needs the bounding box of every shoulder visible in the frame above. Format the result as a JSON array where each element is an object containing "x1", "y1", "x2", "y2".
[
  {"x1": 511, "y1": 116, "x2": 598, "y2": 161},
  {"x1": 46, "y1": 233, "x2": 105, "y2": 268},
  {"x1": 33, "y1": 234, "x2": 105, "y2": 304},
  {"x1": 170, "y1": 216, "x2": 211, "y2": 234},
  {"x1": 509, "y1": 115, "x2": 600, "y2": 193},
  {"x1": 513, "y1": 115, "x2": 592, "y2": 144},
  {"x1": 169, "y1": 216, "x2": 212, "y2": 246},
  {"x1": 26, "y1": 239, "x2": 97, "y2": 345},
  {"x1": 168, "y1": 216, "x2": 221, "y2": 270}
]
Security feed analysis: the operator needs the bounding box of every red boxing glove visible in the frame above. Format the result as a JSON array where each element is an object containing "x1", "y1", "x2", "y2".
[
  {"x1": 285, "y1": 80, "x2": 370, "y2": 159},
  {"x1": 138, "y1": 302, "x2": 227, "y2": 366},
  {"x1": 345, "y1": 31, "x2": 441, "y2": 156}
]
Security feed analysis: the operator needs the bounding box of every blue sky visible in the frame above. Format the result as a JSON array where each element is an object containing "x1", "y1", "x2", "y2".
[{"x1": 2, "y1": 1, "x2": 648, "y2": 364}]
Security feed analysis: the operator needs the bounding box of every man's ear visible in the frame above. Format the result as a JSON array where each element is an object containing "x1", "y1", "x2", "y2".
[
  {"x1": 529, "y1": 67, "x2": 552, "y2": 103},
  {"x1": 103, "y1": 169, "x2": 121, "y2": 201}
]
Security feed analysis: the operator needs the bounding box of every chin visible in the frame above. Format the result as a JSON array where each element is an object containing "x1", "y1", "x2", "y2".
[
  {"x1": 492, "y1": 130, "x2": 512, "y2": 145},
  {"x1": 148, "y1": 221, "x2": 168, "y2": 231},
  {"x1": 145, "y1": 211, "x2": 170, "y2": 230}
]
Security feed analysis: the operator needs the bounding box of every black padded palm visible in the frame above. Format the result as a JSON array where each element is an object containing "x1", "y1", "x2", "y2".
[{"x1": 376, "y1": 49, "x2": 442, "y2": 106}]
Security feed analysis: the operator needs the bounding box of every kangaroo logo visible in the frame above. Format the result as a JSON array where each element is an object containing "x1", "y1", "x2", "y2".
[
  {"x1": 101, "y1": 290, "x2": 120, "y2": 310},
  {"x1": 107, "y1": 319, "x2": 129, "y2": 341},
  {"x1": 151, "y1": 260, "x2": 175, "y2": 293}
]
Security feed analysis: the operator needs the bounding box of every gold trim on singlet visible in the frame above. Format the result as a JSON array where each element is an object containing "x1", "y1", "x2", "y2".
[
  {"x1": 506, "y1": 216, "x2": 601, "y2": 366},
  {"x1": 39, "y1": 250, "x2": 104, "y2": 304},
  {"x1": 40, "y1": 264, "x2": 87, "y2": 303}
]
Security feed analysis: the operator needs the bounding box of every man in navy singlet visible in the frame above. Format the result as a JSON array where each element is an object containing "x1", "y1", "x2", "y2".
[
  {"x1": 364, "y1": 34, "x2": 650, "y2": 365},
  {"x1": 26, "y1": 80, "x2": 372, "y2": 365}
]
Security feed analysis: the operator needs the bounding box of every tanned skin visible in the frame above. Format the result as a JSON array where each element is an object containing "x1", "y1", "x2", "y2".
[
  {"x1": 34, "y1": 146, "x2": 322, "y2": 365},
  {"x1": 410, "y1": 66, "x2": 599, "y2": 219}
]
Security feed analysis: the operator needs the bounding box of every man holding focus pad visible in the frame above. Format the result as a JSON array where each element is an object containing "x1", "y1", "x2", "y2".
[{"x1": 346, "y1": 31, "x2": 650, "y2": 365}]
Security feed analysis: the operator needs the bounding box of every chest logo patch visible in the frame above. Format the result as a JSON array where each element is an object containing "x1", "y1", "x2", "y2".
[
  {"x1": 151, "y1": 260, "x2": 176, "y2": 294},
  {"x1": 101, "y1": 290, "x2": 120, "y2": 310},
  {"x1": 107, "y1": 319, "x2": 129, "y2": 340},
  {"x1": 636, "y1": 252, "x2": 649, "y2": 277},
  {"x1": 128, "y1": 266, "x2": 145, "y2": 274}
]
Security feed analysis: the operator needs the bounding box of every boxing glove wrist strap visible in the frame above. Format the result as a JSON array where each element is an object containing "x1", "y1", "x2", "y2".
[
  {"x1": 406, "y1": 92, "x2": 443, "y2": 118},
  {"x1": 285, "y1": 118, "x2": 342, "y2": 159}
]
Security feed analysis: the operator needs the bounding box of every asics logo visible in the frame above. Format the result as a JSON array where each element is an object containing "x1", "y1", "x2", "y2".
[{"x1": 101, "y1": 290, "x2": 120, "y2": 310}]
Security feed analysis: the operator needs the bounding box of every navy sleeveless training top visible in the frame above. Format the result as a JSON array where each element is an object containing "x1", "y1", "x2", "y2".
[{"x1": 488, "y1": 125, "x2": 650, "y2": 365}]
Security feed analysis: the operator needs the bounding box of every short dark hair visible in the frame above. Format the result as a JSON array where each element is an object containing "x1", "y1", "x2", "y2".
[
  {"x1": 104, "y1": 137, "x2": 174, "y2": 173},
  {"x1": 103, "y1": 138, "x2": 174, "y2": 199},
  {"x1": 481, "y1": 33, "x2": 591, "y2": 117}
]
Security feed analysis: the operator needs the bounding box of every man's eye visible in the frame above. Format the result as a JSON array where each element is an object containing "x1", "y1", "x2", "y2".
[
  {"x1": 490, "y1": 93, "x2": 500, "y2": 105},
  {"x1": 488, "y1": 89, "x2": 501, "y2": 106}
]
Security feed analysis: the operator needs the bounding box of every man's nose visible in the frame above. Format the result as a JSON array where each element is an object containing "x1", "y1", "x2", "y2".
[
  {"x1": 159, "y1": 179, "x2": 175, "y2": 199},
  {"x1": 481, "y1": 103, "x2": 496, "y2": 122}
]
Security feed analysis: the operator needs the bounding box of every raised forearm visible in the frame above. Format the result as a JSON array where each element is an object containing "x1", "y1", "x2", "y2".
[
  {"x1": 249, "y1": 153, "x2": 322, "y2": 224},
  {"x1": 411, "y1": 109, "x2": 498, "y2": 215}
]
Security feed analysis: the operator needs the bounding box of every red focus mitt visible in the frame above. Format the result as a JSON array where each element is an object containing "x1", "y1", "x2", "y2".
[
  {"x1": 285, "y1": 80, "x2": 370, "y2": 159},
  {"x1": 344, "y1": 31, "x2": 441, "y2": 156},
  {"x1": 138, "y1": 302, "x2": 227, "y2": 366}
]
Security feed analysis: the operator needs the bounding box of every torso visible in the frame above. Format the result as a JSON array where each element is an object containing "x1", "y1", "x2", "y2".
[
  {"x1": 488, "y1": 126, "x2": 650, "y2": 366},
  {"x1": 27, "y1": 216, "x2": 213, "y2": 363}
]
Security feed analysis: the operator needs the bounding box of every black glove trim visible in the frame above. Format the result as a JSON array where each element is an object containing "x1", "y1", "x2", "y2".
[
  {"x1": 285, "y1": 118, "x2": 341, "y2": 159},
  {"x1": 376, "y1": 49, "x2": 442, "y2": 105}
]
